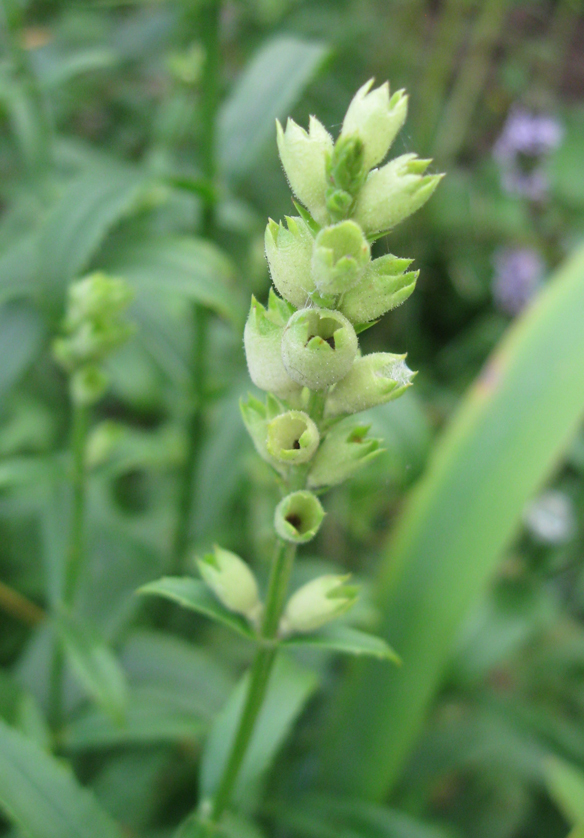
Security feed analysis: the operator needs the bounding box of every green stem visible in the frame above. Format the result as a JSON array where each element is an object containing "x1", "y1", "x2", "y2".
[
  {"x1": 49, "y1": 399, "x2": 89, "y2": 730},
  {"x1": 433, "y1": 0, "x2": 511, "y2": 164},
  {"x1": 209, "y1": 539, "x2": 296, "y2": 824},
  {"x1": 540, "y1": 0, "x2": 580, "y2": 94},
  {"x1": 414, "y1": 0, "x2": 476, "y2": 152},
  {"x1": 0, "y1": 0, "x2": 52, "y2": 173},
  {"x1": 171, "y1": 0, "x2": 221, "y2": 573},
  {"x1": 0, "y1": 580, "x2": 45, "y2": 626},
  {"x1": 65, "y1": 402, "x2": 89, "y2": 602}
]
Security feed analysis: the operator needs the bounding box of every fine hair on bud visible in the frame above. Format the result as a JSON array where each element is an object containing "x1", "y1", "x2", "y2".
[
  {"x1": 326, "y1": 353, "x2": 415, "y2": 417},
  {"x1": 274, "y1": 491, "x2": 325, "y2": 544},
  {"x1": 312, "y1": 220, "x2": 371, "y2": 296},
  {"x1": 281, "y1": 307, "x2": 358, "y2": 390},
  {"x1": 355, "y1": 153, "x2": 443, "y2": 235},
  {"x1": 341, "y1": 79, "x2": 408, "y2": 172},
  {"x1": 243, "y1": 293, "x2": 302, "y2": 399},
  {"x1": 267, "y1": 411, "x2": 319, "y2": 464},
  {"x1": 197, "y1": 546, "x2": 262, "y2": 623},
  {"x1": 279, "y1": 574, "x2": 359, "y2": 635}
]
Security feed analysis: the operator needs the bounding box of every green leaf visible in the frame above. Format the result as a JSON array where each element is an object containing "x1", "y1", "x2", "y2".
[
  {"x1": 55, "y1": 611, "x2": 128, "y2": 724},
  {"x1": 37, "y1": 162, "x2": 147, "y2": 293},
  {"x1": 277, "y1": 795, "x2": 456, "y2": 838},
  {"x1": 283, "y1": 624, "x2": 401, "y2": 663},
  {"x1": 218, "y1": 35, "x2": 329, "y2": 179},
  {"x1": 200, "y1": 655, "x2": 318, "y2": 813},
  {"x1": 0, "y1": 718, "x2": 123, "y2": 838},
  {"x1": 328, "y1": 243, "x2": 584, "y2": 799},
  {"x1": 175, "y1": 813, "x2": 265, "y2": 838},
  {"x1": 192, "y1": 377, "x2": 251, "y2": 541},
  {"x1": 120, "y1": 630, "x2": 233, "y2": 720},
  {"x1": 101, "y1": 236, "x2": 242, "y2": 324},
  {"x1": 138, "y1": 577, "x2": 256, "y2": 639},
  {"x1": 545, "y1": 757, "x2": 584, "y2": 827},
  {"x1": 63, "y1": 687, "x2": 204, "y2": 749},
  {"x1": 0, "y1": 301, "x2": 44, "y2": 400}
]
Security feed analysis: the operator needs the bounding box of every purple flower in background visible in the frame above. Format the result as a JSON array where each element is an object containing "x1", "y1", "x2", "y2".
[
  {"x1": 494, "y1": 108, "x2": 563, "y2": 200},
  {"x1": 492, "y1": 247, "x2": 545, "y2": 316}
]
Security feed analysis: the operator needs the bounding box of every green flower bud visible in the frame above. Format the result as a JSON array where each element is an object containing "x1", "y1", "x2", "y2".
[
  {"x1": 243, "y1": 292, "x2": 302, "y2": 399},
  {"x1": 279, "y1": 574, "x2": 359, "y2": 635},
  {"x1": 265, "y1": 216, "x2": 315, "y2": 308},
  {"x1": 312, "y1": 221, "x2": 370, "y2": 296},
  {"x1": 70, "y1": 365, "x2": 108, "y2": 406},
  {"x1": 325, "y1": 134, "x2": 367, "y2": 222},
  {"x1": 340, "y1": 254, "x2": 418, "y2": 323},
  {"x1": 325, "y1": 353, "x2": 415, "y2": 417},
  {"x1": 240, "y1": 392, "x2": 288, "y2": 473},
  {"x1": 355, "y1": 154, "x2": 443, "y2": 236},
  {"x1": 197, "y1": 545, "x2": 262, "y2": 623},
  {"x1": 54, "y1": 273, "x2": 134, "y2": 372},
  {"x1": 66, "y1": 273, "x2": 134, "y2": 331},
  {"x1": 341, "y1": 80, "x2": 408, "y2": 172},
  {"x1": 274, "y1": 490, "x2": 324, "y2": 544},
  {"x1": 267, "y1": 410, "x2": 319, "y2": 464},
  {"x1": 308, "y1": 422, "x2": 382, "y2": 488},
  {"x1": 276, "y1": 116, "x2": 333, "y2": 226},
  {"x1": 281, "y1": 308, "x2": 358, "y2": 390}
]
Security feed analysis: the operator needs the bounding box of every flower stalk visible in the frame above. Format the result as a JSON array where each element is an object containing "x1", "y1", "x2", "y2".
[
  {"x1": 49, "y1": 273, "x2": 133, "y2": 730},
  {"x1": 146, "y1": 79, "x2": 442, "y2": 831}
]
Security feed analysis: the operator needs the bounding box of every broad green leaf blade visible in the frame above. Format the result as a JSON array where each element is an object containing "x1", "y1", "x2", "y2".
[
  {"x1": 138, "y1": 577, "x2": 256, "y2": 639},
  {"x1": 120, "y1": 631, "x2": 233, "y2": 719},
  {"x1": 545, "y1": 757, "x2": 584, "y2": 827},
  {"x1": 55, "y1": 611, "x2": 128, "y2": 723},
  {"x1": 63, "y1": 687, "x2": 205, "y2": 749},
  {"x1": 0, "y1": 719, "x2": 123, "y2": 838},
  {"x1": 218, "y1": 36, "x2": 328, "y2": 179},
  {"x1": 192, "y1": 376, "x2": 251, "y2": 541},
  {"x1": 0, "y1": 301, "x2": 44, "y2": 400},
  {"x1": 277, "y1": 795, "x2": 456, "y2": 838},
  {"x1": 176, "y1": 813, "x2": 265, "y2": 838},
  {"x1": 283, "y1": 625, "x2": 401, "y2": 663},
  {"x1": 200, "y1": 655, "x2": 318, "y2": 812},
  {"x1": 101, "y1": 236, "x2": 242, "y2": 324},
  {"x1": 328, "y1": 244, "x2": 584, "y2": 799},
  {"x1": 0, "y1": 234, "x2": 39, "y2": 303},
  {"x1": 37, "y1": 163, "x2": 147, "y2": 292}
]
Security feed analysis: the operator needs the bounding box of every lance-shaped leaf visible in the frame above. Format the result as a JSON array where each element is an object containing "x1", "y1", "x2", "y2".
[
  {"x1": 0, "y1": 719, "x2": 123, "y2": 838},
  {"x1": 283, "y1": 624, "x2": 400, "y2": 663},
  {"x1": 326, "y1": 243, "x2": 584, "y2": 799},
  {"x1": 55, "y1": 610, "x2": 128, "y2": 724},
  {"x1": 138, "y1": 577, "x2": 256, "y2": 640}
]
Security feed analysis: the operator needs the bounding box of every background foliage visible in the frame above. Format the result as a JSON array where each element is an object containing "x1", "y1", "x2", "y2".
[{"x1": 1, "y1": 0, "x2": 584, "y2": 836}]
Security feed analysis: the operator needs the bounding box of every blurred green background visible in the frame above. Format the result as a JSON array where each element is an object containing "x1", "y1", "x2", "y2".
[{"x1": 1, "y1": 0, "x2": 584, "y2": 836}]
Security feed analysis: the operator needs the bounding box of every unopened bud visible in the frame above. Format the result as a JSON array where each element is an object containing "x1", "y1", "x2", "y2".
[
  {"x1": 325, "y1": 353, "x2": 414, "y2": 417},
  {"x1": 276, "y1": 116, "x2": 333, "y2": 226},
  {"x1": 281, "y1": 308, "x2": 358, "y2": 390},
  {"x1": 325, "y1": 134, "x2": 367, "y2": 222},
  {"x1": 355, "y1": 154, "x2": 443, "y2": 235},
  {"x1": 265, "y1": 217, "x2": 315, "y2": 308},
  {"x1": 70, "y1": 365, "x2": 108, "y2": 406},
  {"x1": 340, "y1": 254, "x2": 418, "y2": 323},
  {"x1": 240, "y1": 393, "x2": 287, "y2": 472},
  {"x1": 341, "y1": 80, "x2": 408, "y2": 172},
  {"x1": 197, "y1": 545, "x2": 262, "y2": 623},
  {"x1": 279, "y1": 574, "x2": 359, "y2": 635},
  {"x1": 312, "y1": 221, "x2": 370, "y2": 296},
  {"x1": 66, "y1": 273, "x2": 134, "y2": 331},
  {"x1": 267, "y1": 410, "x2": 319, "y2": 464},
  {"x1": 308, "y1": 423, "x2": 382, "y2": 488},
  {"x1": 274, "y1": 490, "x2": 324, "y2": 544},
  {"x1": 243, "y1": 292, "x2": 302, "y2": 399}
]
